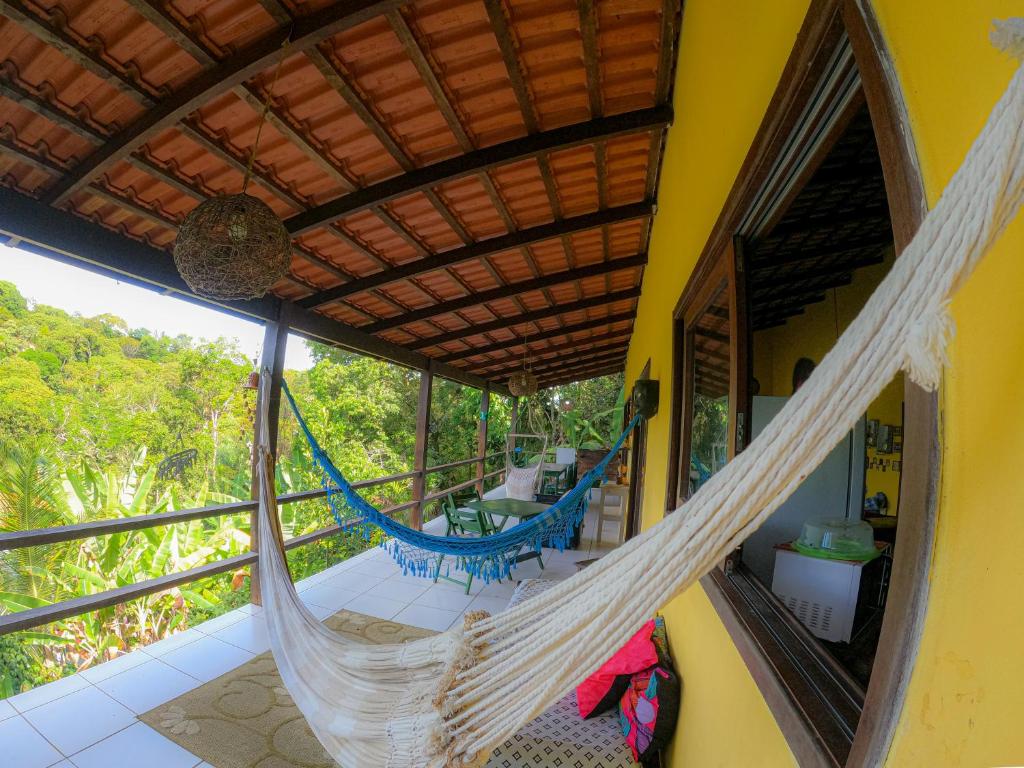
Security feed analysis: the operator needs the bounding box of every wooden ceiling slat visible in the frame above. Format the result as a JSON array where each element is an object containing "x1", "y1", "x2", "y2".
[
  {"x1": 751, "y1": 236, "x2": 892, "y2": 268},
  {"x1": 537, "y1": 152, "x2": 562, "y2": 219},
  {"x1": 297, "y1": 202, "x2": 650, "y2": 308},
  {"x1": 386, "y1": 9, "x2": 474, "y2": 153},
  {"x1": 362, "y1": 253, "x2": 646, "y2": 334},
  {"x1": 176, "y1": 119, "x2": 307, "y2": 209},
  {"x1": 0, "y1": 134, "x2": 68, "y2": 175},
  {"x1": 492, "y1": 348, "x2": 628, "y2": 381},
  {"x1": 233, "y1": 84, "x2": 358, "y2": 191},
  {"x1": 37, "y1": 0, "x2": 405, "y2": 206},
  {"x1": 579, "y1": 0, "x2": 602, "y2": 118},
  {"x1": 306, "y1": 45, "x2": 414, "y2": 171},
  {"x1": 478, "y1": 171, "x2": 518, "y2": 232},
  {"x1": 751, "y1": 255, "x2": 883, "y2": 294},
  {"x1": 0, "y1": 0, "x2": 160, "y2": 106},
  {"x1": 482, "y1": 0, "x2": 539, "y2": 134},
  {"x1": 0, "y1": 77, "x2": 107, "y2": 142},
  {"x1": 408, "y1": 286, "x2": 640, "y2": 351},
  {"x1": 477, "y1": 342, "x2": 630, "y2": 378},
  {"x1": 477, "y1": 328, "x2": 633, "y2": 370},
  {"x1": 537, "y1": 364, "x2": 624, "y2": 390},
  {"x1": 285, "y1": 107, "x2": 671, "y2": 236},
  {"x1": 436, "y1": 311, "x2": 635, "y2": 364}
]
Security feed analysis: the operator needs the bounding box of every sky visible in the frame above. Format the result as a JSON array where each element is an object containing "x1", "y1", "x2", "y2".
[{"x1": 0, "y1": 244, "x2": 315, "y2": 370}]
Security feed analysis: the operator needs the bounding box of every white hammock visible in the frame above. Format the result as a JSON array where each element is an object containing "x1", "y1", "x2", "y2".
[{"x1": 255, "y1": 21, "x2": 1024, "y2": 768}]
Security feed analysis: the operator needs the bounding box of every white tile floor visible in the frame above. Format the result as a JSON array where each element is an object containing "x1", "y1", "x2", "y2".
[{"x1": 0, "y1": 510, "x2": 616, "y2": 766}]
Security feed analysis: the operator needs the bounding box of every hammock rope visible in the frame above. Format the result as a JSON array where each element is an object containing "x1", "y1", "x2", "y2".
[
  {"x1": 255, "y1": 20, "x2": 1024, "y2": 768},
  {"x1": 280, "y1": 378, "x2": 640, "y2": 581}
]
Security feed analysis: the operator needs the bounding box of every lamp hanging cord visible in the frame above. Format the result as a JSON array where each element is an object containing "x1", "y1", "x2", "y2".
[{"x1": 243, "y1": 27, "x2": 293, "y2": 193}]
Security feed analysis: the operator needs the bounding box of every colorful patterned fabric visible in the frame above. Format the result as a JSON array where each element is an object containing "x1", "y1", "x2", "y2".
[
  {"x1": 576, "y1": 619, "x2": 658, "y2": 719},
  {"x1": 617, "y1": 618, "x2": 680, "y2": 764}
]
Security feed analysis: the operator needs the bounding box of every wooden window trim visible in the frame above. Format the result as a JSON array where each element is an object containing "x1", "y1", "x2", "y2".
[{"x1": 663, "y1": 1, "x2": 933, "y2": 766}]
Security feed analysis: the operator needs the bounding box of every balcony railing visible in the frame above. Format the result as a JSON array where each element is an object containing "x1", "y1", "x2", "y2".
[{"x1": 0, "y1": 454, "x2": 506, "y2": 637}]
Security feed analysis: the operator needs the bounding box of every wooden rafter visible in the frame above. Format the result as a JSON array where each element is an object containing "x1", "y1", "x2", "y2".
[
  {"x1": 751, "y1": 236, "x2": 892, "y2": 268},
  {"x1": 537, "y1": 364, "x2": 624, "y2": 390},
  {"x1": 468, "y1": 328, "x2": 633, "y2": 370},
  {"x1": 475, "y1": 341, "x2": 630, "y2": 378},
  {"x1": 579, "y1": 0, "x2": 602, "y2": 118},
  {"x1": 296, "y1": 202, "x2": 651, "y2": 308},
  {"x1": 408, "y1": 286, "x2": 641, "y2": 351},
  {"x1": 483, "y1": 0, "x2": 538, "y2": 133},
  {"x1": 285, "y1": 107, "x2": 670, "y2": 236},
  {"x1": 30, "y1": 0, "x2": 404, "y2": 206},
  {"x1": 436, "y1": 311, "x2": 635, "y2": 364},
  {"x1": 362, "y1": 253, "x2": 646, "y2": 334}
]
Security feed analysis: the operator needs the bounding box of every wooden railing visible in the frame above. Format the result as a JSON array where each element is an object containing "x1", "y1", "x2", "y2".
[{"x1": 0, "y1": 455, "x2": 507, "y2": 637}]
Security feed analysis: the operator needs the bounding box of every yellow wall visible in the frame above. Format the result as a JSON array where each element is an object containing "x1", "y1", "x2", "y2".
[{"x1": 626, "y1": 1, "x2": 1024, "y2": 766}]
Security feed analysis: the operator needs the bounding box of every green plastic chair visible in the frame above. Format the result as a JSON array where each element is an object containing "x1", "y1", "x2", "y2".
[{"x1": 435, "y1": 494, "x2": 498, "y2": 594}]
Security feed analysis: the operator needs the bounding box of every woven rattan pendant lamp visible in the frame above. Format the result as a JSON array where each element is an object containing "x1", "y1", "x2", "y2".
[
  {"x1": 507, "y1": 333, "x2": 538, "y2": 397},
  {"x1": 173, "y1": 42, "x2": 292, "y2": 301}
]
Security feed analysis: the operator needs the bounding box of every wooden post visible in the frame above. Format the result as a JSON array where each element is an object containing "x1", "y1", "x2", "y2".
[
  {"x1": 410, "y1": 365, "x2": 433, "y2": 530},
  {"x1": 476, "y1": 385, "x2": 490, "y2": 496},
  {"x1": 250, "y1": 304, "x2": 289, "y2": 606}
]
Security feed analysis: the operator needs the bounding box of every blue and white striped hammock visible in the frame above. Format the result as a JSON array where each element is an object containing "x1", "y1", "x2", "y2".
[{"x1": 281, "y1": 379, "x2": 640, "y2": 582}]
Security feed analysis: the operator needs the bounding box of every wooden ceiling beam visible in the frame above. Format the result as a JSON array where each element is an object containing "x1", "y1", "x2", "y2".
[
  {"x1": 38, "y1": 0, "x2": 404, "y2": 206},
  {"x1": 408, "y1": 286, "x2": 640, "y2": 350},
  {"x1": 751, "y1": 236, "x2": 892, "y2": 268},
  {"x1": 499, "y1": 348, "x2": 628, "y2": 379},
  {"x1": 537, "y1": 365, "x2": 624, "y2": 390},
  {"x1": 362, "y1": 253, "x2": 646, "y2": 334},
  {"x1": 468, "y1": 331, "x2": 630, "y2": 376},
  {"x1": 435, "y1": 311, "x2": 635, "y2": 364},
  {"x1": 296, "y1": 202, "x2": 651, "y2": 308},
  {"x1": 750, "y1": 254, "x2": 883, "y2": 294},
  {"x1": 285, "y1": 107, "x2": 671, "y2": 236},
  {"x1": 754, "y1": 290, "x2": 827, "y2": 313},
  {"x1": 475, "y1": 342, "x2": 630, "y2": 378},
  {"x1": 524, "y1": 353, "x2": 628, "y2": 381},
  {"x1": 762, "y1": 204, "x2": 891, "y2": 242}
]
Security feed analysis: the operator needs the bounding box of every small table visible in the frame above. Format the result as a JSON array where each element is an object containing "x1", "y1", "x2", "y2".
[
  {"x1": 464, "y1": 498, "x2": 550, "y2": 565},
  {"x1": 465, "y1": 498, "x2": 549, "y2": 531}
]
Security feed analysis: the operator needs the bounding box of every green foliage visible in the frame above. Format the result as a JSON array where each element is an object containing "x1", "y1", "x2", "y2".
[
  {"x1": 0, "y1": 280, "x2": 620, "y2": 697},
  {"x1": 520, "y1": 374, "x2": 626, "y2": 449}
]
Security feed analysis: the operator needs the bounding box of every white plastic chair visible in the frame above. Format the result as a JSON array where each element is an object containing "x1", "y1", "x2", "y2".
[{"x1": 595, "y1": 483, "x2": 627, "y2": 545}]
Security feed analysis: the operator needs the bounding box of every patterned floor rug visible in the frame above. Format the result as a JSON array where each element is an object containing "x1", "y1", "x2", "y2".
[
  {"x1": 141, "y1": 610, "x2": 433, "y2": 768},
  {"x1": 142, "y1": 608, "x2": 635, "y2": 768}
]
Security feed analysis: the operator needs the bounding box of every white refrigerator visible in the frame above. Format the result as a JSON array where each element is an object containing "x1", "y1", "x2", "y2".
[{"x1": 743, "y1": 396, "x2": 867, "y2": 588}]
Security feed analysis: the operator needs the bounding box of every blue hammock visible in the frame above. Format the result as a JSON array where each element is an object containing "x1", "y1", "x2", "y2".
[{"x1": 281, "y1": 380, "x2": 640, "y2": 582}]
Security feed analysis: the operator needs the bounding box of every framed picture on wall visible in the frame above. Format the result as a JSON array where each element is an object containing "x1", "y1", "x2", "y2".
[{"x1": 866, "y1": 419, "x2": 879, "y2": 448}]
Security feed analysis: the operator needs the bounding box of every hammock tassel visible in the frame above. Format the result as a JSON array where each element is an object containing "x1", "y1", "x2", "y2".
[{"x1": 903, "y1": 301, "x2": 955, "y2": 392}]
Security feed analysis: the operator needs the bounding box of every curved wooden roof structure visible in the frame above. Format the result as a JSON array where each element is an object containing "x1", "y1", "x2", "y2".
[{"x1": 0, "y1": 0, "x2": 681, "y2": 392}]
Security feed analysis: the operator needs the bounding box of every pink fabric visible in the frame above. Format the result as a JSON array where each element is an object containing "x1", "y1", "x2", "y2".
[{"x1": 576, "y1": 620, "x2": 658, "y2": 718}]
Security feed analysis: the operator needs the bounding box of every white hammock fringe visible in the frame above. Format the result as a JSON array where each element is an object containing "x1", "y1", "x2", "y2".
[
  {"x1": 255, "y1": 21, "x2": 1024, "y2": 768},
  {"x1": 903, "y1": 301, "x2": 954, "y2": 391}
]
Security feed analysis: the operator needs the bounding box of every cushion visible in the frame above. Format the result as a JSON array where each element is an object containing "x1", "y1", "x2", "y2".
[
  {"x1": 618, "y1": 618, "x2": 681, "y2": 763},
  {"x1": 506, "y1": 464, "x2": 540, "y2": 500},
  {"x1": 576, "y1": 619, "x2": 658, "y2": 719}
]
